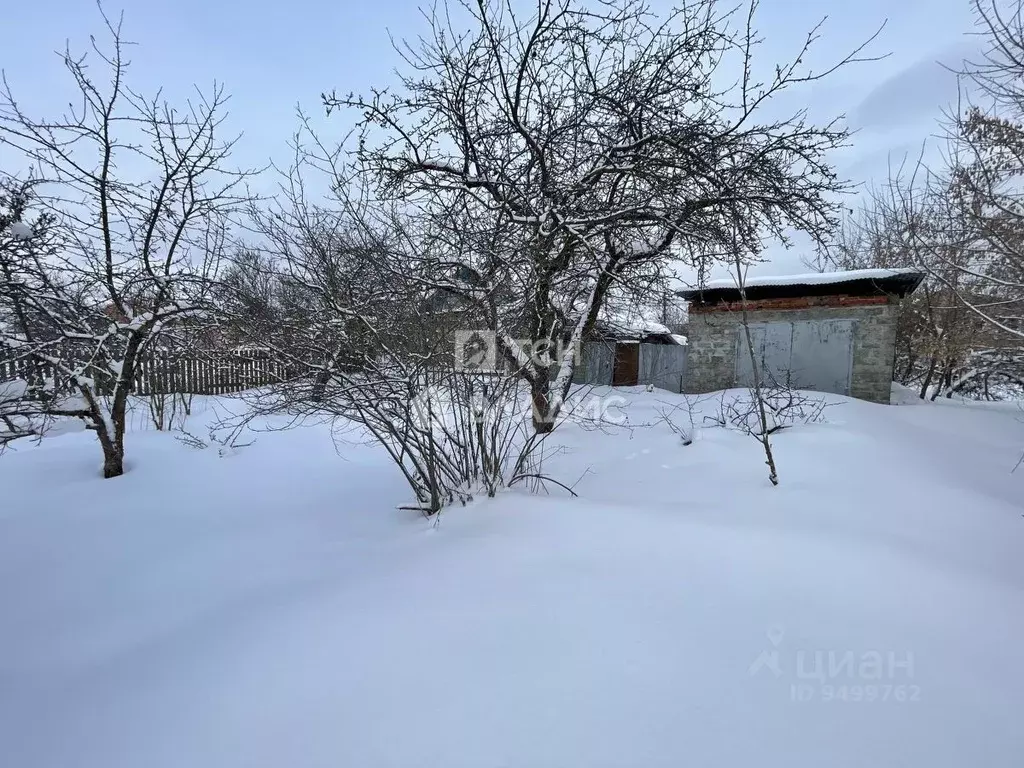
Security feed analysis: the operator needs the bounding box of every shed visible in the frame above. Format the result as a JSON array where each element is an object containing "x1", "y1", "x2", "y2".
[
  {"x1": 573, "y1": 318, "x2": 688, "y2": 391},
  {"x1": 676, "y1": 268, "x2": 925, "y2": 403}
]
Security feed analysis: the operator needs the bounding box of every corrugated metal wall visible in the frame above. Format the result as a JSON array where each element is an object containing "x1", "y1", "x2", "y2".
[
  {"x1": 638, "y1": 344, "x2": 688, "y2": 393},
  {"x1": 575, "y1": 341, "x2": 615, "y2": 386},
  {"x1": 574, "y1": 342, "x2": 688, "y2": 393},
  {"x1": 735, "y1": 319, "x2": 853, "y2": 394}
]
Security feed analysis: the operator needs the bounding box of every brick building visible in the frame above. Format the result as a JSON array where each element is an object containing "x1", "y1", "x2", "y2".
[{"x1": 677, "y1": 269, "x2": 925, "y2": 404}]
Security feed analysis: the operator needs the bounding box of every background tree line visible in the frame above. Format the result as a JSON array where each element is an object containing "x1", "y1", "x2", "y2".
[
  {"x1": 13, "y1": 0, "x2": 1000, "y2": 507},
  {"x1": 822, "y1": 0, "x2": 1024, "y2": 400}
]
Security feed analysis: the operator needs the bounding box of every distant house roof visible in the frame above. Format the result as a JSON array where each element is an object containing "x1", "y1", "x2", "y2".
[
  {"x1": 599, "y1": 317, "x2": 670, "y2": 337},
  {"x1": 590, "y1": 320, "x2": 686, "y2": 345},
  {"x1": 676, "y1": 268, "x2": 926, "y2": 306}
]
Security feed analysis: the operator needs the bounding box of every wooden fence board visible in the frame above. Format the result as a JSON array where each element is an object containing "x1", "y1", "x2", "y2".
[{"x1": 0, "y1": 351, "x2": 291, "y2": 397}]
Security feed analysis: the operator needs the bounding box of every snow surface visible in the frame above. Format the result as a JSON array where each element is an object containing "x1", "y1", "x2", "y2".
[
  {"x1": 698, "y1": 267, "x2": 921, "y2": 291},
  {"x1": 0, "y1": 377, "x2": 28, "y2": 401},
  {"x1": 0, "y1": 390, "x2": 1023, "y2": 767}
]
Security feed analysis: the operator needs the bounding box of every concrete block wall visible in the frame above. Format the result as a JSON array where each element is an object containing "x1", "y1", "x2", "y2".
[{"x1": 682, "y1": 303, "x2": 898, "y2": 404}]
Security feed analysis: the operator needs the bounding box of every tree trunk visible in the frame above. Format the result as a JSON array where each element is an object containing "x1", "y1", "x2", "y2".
[
  {"x1": 943, "y1": 365, "x2": 955, "y2": 399},
  {"x1": 901, "y1": 351, "x2": 917, "y2": 383},
  {"x1": 919, "y1": 356, "x2": 939, "y2": 399},
  {"x1": 733, "y1": 255, "x2": 778, "y2": 486},
  {"x1": 99, "y1": 359, "x2": 133, "y2": 479},
  {"x1": 530, "y1": 379, "x2": 556, "y2": 434},
  {"x1": 101, "y1": 439, "x2": 125, "y2": 478},
  {"x1": 96, "y1": 422, "x2": 125, "y2": 478},
  {"x1": 931, "y1": 361, "x2": 954, "y2": 401},
  {"x1": 311, "y1": 368, "x2": 330, "y2": 402},
  {"x1": 311, "y1": 345, "x2": 345, "y2": 402}
]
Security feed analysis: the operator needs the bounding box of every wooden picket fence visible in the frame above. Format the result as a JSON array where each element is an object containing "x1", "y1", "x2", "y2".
[{"x1": 0, "y1": 351, "x2": 289, "y2": 397}]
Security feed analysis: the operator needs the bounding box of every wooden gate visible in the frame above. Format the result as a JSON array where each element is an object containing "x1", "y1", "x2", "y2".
[{"x1": 612, "y1": 342, "x2": 640, "y2": 386}]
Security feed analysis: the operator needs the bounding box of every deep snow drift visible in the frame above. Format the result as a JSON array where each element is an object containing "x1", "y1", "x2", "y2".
[{"x1": 0, "y1": 388, "x2": 1022, "y2": 767}]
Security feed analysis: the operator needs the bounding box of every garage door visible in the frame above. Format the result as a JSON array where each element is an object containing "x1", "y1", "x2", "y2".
[{"x1": 735, "y1": 320, "x2": 853, "y2": 395}]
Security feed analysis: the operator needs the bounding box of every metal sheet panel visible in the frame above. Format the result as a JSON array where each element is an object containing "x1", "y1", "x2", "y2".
[
  {"x1": 639, "y1": 344, "x2": 688, "y2": 393},
  {"x1": 734, "y1": 319, "x2": 854, "y2": 396},
  {"x1": 574, "y1": 341, "x2": 614, "y2": 386},
  {"x1": 734, "y1": 323, "x2": 765, "y2": 387},
  {"x1": 735, "y1": 322, "x2": 793, "y2": 387},
  {"x1": 790, "y1": 319, "x2": 853, "y2": 395},
  {"x1": 762, "y1": 321, "x2": 795, "y2": 387}
]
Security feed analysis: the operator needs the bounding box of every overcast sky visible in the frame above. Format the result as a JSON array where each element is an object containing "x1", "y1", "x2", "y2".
[{"x1": 1, "y1": 0, "x2": 984, "y2": 276}]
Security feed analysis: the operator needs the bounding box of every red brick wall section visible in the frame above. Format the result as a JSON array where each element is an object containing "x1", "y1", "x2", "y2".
[{"x1": 689, "y1": 294, "x2": 891, "y2": 313}]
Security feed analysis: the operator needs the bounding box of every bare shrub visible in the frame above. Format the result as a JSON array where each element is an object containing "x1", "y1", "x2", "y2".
[{"x1": 706, "y1": 387, "x2": 831, "y2": 437}]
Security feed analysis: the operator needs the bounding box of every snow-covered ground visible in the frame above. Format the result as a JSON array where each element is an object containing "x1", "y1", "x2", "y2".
[{"x1": 1, "y1": 388, "x2": 1022, "y2": 767}]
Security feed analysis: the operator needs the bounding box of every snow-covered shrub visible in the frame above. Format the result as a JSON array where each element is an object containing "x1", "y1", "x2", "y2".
[
  {"x1": 0, "y1": 378, "x2": 36, "y2": 449},
  {"x1": 317, "y1": 366, "x2": 558, "y2": 514},
  {"x1": 709, "y1": 387, "x2": 830, "y2": 437},
  {"x1": 146, "y1": 392, "x2": 194, "y2": 432},
  {"x1": 656, "y1": 395, "x2": 711, "y2": 446}
]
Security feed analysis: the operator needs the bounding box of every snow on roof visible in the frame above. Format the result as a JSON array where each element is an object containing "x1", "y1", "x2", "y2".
[
  {"x1": 596, "y1": 303, "x2": 675, "y2": 339},
  {"x1": 699, "y1": 268, "x2": 920, "y2": 291},
  {"x1": 599, "y1": 317, "x2": 671, "y2": 338}
]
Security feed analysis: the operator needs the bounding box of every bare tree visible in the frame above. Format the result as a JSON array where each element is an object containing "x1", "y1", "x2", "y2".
[
  {"x1": 0, "y1": 180, "x2": 55, "y2": 449},
  {"x1": 828, "y1": 171, "x2": 1009, "y2": 399},
  {"x1": 0, "y1": 10, "x2": 249, "y2": 475},
  {"x1": 730, "y1": 251, "x2": 779, "y2": 485},
  {"x1": 944, "y1": 1, "x2": 1024, "y2": 339},
  {"x1": 873, "y1": 0, "x2": 1024, "y2": 397},
  {"x1": 826, "y1": 0, "x2": 1024, "y2": 402},
  {"x1": 325, "y1": 0, "x2": 880, "y2": 433}
]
